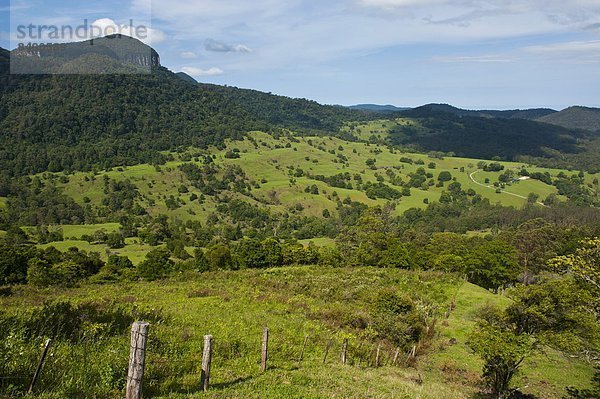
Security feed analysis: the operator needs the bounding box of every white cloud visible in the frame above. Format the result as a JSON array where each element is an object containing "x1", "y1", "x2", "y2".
[
  {"x1": 524, "y1": 40, "x2": 600, "y2": 62},
  {"x1": 180, "y1": 51, "x2": 199, "y2": 58},
  {"x1": 182, "y1": 66, "x2": 224, "y2": 76},
  {"x1": 432, "y1": 54, "x2": 514, "y2": 63},
  {"x1": 204, "y1": 38, "x2": 252, "y2": 53},
  {"x1": 90, "y1": 18, "x2": 166, "y2": 45}
]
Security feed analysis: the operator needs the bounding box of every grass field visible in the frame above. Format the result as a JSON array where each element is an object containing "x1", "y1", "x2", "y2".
[
  {"x1": 15, "y1": 131, "x2": 591, "y2": 225},
  {"x1": 45, "y1": 131, "x2": 577, "y2": 225},
  {"x1": 2, "y1": 130, "x2": 597, "y2": 263},
  {"x1": 0, "y1": 267, "x2": 593, "y2": 398}
]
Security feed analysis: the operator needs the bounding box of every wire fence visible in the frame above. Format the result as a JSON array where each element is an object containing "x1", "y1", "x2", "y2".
[{"x1": 2, "y1": 317, "x2": 437, "y2": 398}]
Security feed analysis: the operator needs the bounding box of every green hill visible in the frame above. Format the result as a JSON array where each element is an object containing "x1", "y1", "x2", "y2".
[
  {"x1": 414, "y1": 103, "x2": 557, "y2": 120},
  {"x1": 0, "y1": 267, "x2": 593, "y2": 399},
  {"x1": 537, "y1": 106, "x2": 600, "y2": 132},
  {"x1": 395, "y1": 106, "x2": 590, "y2": 160},
  {"x1": 1, "y1": 37, "x2": 597, "y2": 179}
]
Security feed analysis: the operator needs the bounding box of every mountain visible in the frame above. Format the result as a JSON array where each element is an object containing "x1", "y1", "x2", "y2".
[
  {"x1": 394, "y1": 106, "x2": 594, "y2": 162},
  {"x1": 414, "y1": 103, "x2": 557, "y2": 120},
  {"x1": 536, "y1": 106, "x2": 600, "y2": 132},
  {"x1": 10, "y1": 35, "x2": 160, "y2": 74},
  {"x1": 175, "y1": 72, "x2": 198, "y2": 84},
  {"x1": 201, "y1": 84, "x2": 370, "y2": 135},
  {"x1": 0, "y1": 40, "x2": 369, "y2": 177},
  {"x1": 2, "y1": 36, "x2": 599, "y2": 176},
  {"x1": 348, "y1": 104, "x2": 410, "y2": 112}
]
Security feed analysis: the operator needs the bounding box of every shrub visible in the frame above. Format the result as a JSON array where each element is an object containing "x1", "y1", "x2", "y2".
[{"x1": 137, "y1": 248, "x2": 174, "y2": 280}]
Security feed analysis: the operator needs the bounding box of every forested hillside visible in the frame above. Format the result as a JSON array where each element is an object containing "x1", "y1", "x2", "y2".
[
  {"x1": 0, "y1": 46, "x2": 369, "y2": 177},
  {"x1": 537, "y1": 106, "x2": 600, "y2": 132}
]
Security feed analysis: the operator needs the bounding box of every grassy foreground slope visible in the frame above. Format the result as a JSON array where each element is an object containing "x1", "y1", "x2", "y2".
[{"x1": 0, "y1": 267, "x2": 593, "y2": 399}]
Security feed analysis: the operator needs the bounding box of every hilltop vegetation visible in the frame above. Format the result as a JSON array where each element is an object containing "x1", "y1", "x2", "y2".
[
  {"x1": 537, "y1": 106, "x2": 600, "y2": 133},
  {"x1": 0, "y1": 45, "x2": 370, "y2": 177}
]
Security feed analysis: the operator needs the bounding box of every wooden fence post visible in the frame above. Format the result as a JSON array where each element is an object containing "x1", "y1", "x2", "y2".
[
  {"x1": 126, "y1": 321, "x2": 149, "y2": 399},
  {"x1": 322, "y1": 339, "x2": 333, "y2": 364},
  {"x1": 261, "y1": 327, "x2": 269, "y2": 372},
  {"x1": 375, "y1": 344, "x2": 382, "y2": 367},
  {"x1": 392, "y1": 347, "x2": 400, "y2": 366},
  {"x1": 298, "y1": 335, "x2": 309, "y2": 367},
  {"x1": 341, "y1": 338, "x2": 348, "y2": 365},
  {"x1": 356, "y1": 340, "x2": 365, "y2": 367},
  {"x1": 28, "y1": 338, "x2": 52, "y2": 394},
  {"x1": 201, "y1": 334, "x2": 213, "y2": 391}
]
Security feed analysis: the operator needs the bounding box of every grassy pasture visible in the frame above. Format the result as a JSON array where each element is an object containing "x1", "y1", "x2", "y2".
[{"x1": 0, "y1": 267, "x2": 592, "y2": 398}]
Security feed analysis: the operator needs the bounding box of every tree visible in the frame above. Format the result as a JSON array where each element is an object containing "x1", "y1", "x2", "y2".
[
  {"x1": 505, "y1": 277, "x2": 598, "y2": 347},
  {"x1": 192, "y1": 248, "x2": 210, "y2": 272},
  {"x1": 437, "y1": 171, "x2": 452, "y2": 182},
  {"x1": 379, "y1": 238, "x2": 411, "y2": 268},
  {"x1": 233, "y1": 239, "x2": 265, "y2": 269},
  {"x1": 106, "y1": 232, "x2": 125, "y2": 249},
  {"x1": 527, "y1": 192, "x2": 539, "y2": 204},
  {"x1": 137, "y1": 248, "x2": 174, "y2": 280},
  {"x1": 466, "y1": 241, "x2": 519, "y2": 290},
  {"x1": 511, "y1": 219, "x2": 557, "y2": 283},
  {"x1": 0, "y1": 241, "x2": 35, "y2": 285},
  {"x1": 95, "y1": 254, "x2": 133, "y2": 281},
  {"x1": 550, "y1": 238, "x2": 600, "y2": 293},
  {"x1": 205, "y1": 244, "x2": 233, "y2": 270},
  {"x1": 470, "y1": 322, "x2": 533, "y2": 399},
  {"x1": 262, "y1": 238, "x2": 283, "y2": 267}
]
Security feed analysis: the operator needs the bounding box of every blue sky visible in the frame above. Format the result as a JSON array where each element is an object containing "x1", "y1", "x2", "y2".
[{"x1": 1, "y1": 0, "x2": 600, "y2": 109}]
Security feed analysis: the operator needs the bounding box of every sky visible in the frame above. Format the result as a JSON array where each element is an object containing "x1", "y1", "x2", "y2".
[{"x1": 1, "y1": 0, "x2": 600, "y2": 109}]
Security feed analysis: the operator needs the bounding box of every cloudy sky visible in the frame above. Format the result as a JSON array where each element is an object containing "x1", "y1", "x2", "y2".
[{"x1": 1, "y1": 0, "x2": 600, "y2": 109}]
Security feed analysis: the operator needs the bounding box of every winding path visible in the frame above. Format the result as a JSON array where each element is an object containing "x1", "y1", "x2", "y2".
[{"x1": 468, "y1": 170, "x2": 546, "y2": 206}]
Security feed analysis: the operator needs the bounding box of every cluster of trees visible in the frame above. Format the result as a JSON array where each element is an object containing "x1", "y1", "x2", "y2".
[
  {"x1": 179, "y1": 162, "x2": 252, "y2": 197},
  {"x1": 0, "y1": 239, "x2": 103, "y2": 287},
  {"x1": 469, "y1": 239, "x2": 600, "y2": 398}
]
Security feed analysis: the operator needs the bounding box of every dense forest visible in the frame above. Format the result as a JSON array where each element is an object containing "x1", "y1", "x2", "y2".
[
  {"x1": 395, "y1": 107, "x2": 592, "y2": 160},
  {"x1": 0, "y1": 45, "x2": 371, "y2": 177}
]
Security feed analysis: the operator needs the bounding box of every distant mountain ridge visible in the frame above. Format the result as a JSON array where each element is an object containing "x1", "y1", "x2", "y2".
[
  {"x1": 407, "y1": 103, "x2": 558, "y2": 120},
  {"x1": 347, "y1": 103, "x2": 557, "y2": 120},
  {"x1": 536, "y1": 106, "x2": 600, "y2": 132},
  {"x1": 348, "y1": 104, "x2": 410, "y2": 112}
]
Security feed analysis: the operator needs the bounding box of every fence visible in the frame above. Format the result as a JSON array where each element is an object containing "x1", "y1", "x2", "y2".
[
  {"x1": 15, "y1": 325, "x2": 428, "y2": 398},
  {"x1": 12, "y1": 300, "x2": 456, "y2": 397}
]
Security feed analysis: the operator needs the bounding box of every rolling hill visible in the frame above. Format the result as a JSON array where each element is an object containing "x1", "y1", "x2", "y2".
[
  {"x1": 406, "y1": 103, "x2": 557, "y2": 120},
  {"x1": 537, "y1": 106, "x2": 600, "y2": 132},
  {"x1": 347, "y1": 104, "x2": 410, "y2": 112},
  {"x1": 394, "y1": 106, "x2": 591, "y2": 160}
]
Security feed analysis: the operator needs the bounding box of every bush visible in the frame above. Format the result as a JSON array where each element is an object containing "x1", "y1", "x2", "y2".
[
  {"x1": 137, "y1": 248, "x2": 174, "y2": 280},
  {"x1": 371, "y1": 290, "x2": 426, "y2": 348}
]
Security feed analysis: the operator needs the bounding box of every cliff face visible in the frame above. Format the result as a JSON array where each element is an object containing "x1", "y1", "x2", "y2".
[{"x1": 10, "y1": 34, "x2": 161, "y2": 73}]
